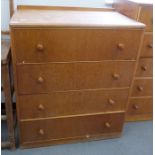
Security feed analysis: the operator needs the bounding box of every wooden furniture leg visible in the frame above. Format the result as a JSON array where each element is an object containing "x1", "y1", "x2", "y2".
[{"x1": 1, "y1": 41, "x2": 16, "y2": 149}]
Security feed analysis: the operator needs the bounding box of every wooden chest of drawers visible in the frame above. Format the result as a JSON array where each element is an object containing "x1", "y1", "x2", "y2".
[
  {"x1": 114, "y1": 0, "x2": 153, "y2": 121},
  {"x1": 10, "y1": 6, "x2": 144, "y2": 148}
]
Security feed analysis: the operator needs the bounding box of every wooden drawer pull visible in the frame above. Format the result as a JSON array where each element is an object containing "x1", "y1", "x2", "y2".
[
  {"x1": 38, "y1": 129, "x2": 44, "y2": 135},
  {"x1": 105, "y1": 122, "x2": 111, "y2": 128},
  {"x1": 37, "y1": 77, "x2": 44, "y2": 83},
  {"x1": 147, "y1": 44, "x2": 153, "y2": 49},
  {"x1": 133, "y1": 104, "x2": 139, "y2": 110},
  {"x1": 38, "y1": 104, "x2": 44, "y2": 111},
  {"x1": 108, "y1": 99, "x2": 115, "y2": 105},
  {"x1": 117, "y1": 43, "x2": 125, "y2": 50},
  {"x1": 137, "y1": 86, "x2": 144, "y2": 92},
  {"x1": 36, "y1": 44, "x2": 44, "y2": 51},
  {"x1": 86, "y1": 134, "x2": 90, "y2": 138},
  {"x1": 112, "y1": 73, "x2": 120, "y2": 80},
  {"x1": 141, "y1": 65, "x2": 147, "y2": 71}
]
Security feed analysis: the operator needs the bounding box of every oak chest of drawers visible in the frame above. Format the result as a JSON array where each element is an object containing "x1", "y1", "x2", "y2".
[
  {"x1": 10, "y1": 6, "x2": 144, "y2": 148},
  {"x1": 114, "y1": 0, "x2": 153, "y2": 121}
]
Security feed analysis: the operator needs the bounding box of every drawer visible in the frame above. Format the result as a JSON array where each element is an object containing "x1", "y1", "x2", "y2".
[
  {"x1": 19, "y1": 88, "x2": 128, "y2": 119},
  {"x1": 20, "y1": 112, "x2": 125, "y2": 144},
  {"x1": 136, "y1": 58, "x2": 152, "y2": 77},
  {"x1": 11, "y1": 29, "x2": 142, "y2": 63},
  {"x1": 131, "y1": 79, "x2": 153, "y2": 97},
  {"x1": 17, "y1": 61, "x2": 135, "y2": 94},
  {"x1": 140, "y1": 33, "x2": 153, "y2": 57},
  {"x1": 127, "y1": 97, "x2": 153, "y2": 115},
  {"x1": 138, "y1": 6, "x2": 153, "y2": 32}
]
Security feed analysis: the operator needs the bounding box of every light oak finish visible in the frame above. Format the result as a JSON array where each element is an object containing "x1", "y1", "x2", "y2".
[
  {"x1": 21, "y1": 132, "x2": 122, "y2": 148},
  {"x1": 10, "y1": 10, "x2": 144, "y2": 28},
  {"x1": 136, "y1": 58, "x2": 152, "y2": 77},
  {"x1": 10, "y1": 7, "x2": 144, "y2": 148},
  {"x1": 18, "y1": 89, "x2": 128, "y2": 119},
  {"x1": 140, "y1": 33, "x2": 153, "y2": 57},
  {"x1": 16, "y1": 61, "x2": 135, "y2": 94},
  {"x1": 17, "y1": 5, "x2": 114, "y2": 12},
  {"x1": 114, "y1": 0, "x2": 153, "y2": 32},
  {"x1": 128, "y1": 97, "x2": 152, "y2": 115},
  {"x1": 138, "y1": 5, "x2": 153, "y2": 32},
  {"x1": 126, "y1": 113, "x2": 152, "y2": 121},
  {"x1": 20, "y1": 112, "x2": 124, "y2": 147},
  {"x1": 2, "y1": 2, "x2": 113, "y2": 37},
  {"x1": 126, "y1": 97, "x2": 153, "y2": 120},
  {"x1": 113, "y1": 0, "x2": 140, "y2": 19},
  {"x1": 11, "y1": 29, "x2": 142, "y2": 63},
  {"x1": 114, "y1": 0, "x2": 153, "y2": 121},
  {"x1": 131, "y1": 79, "x2": 153, "y2": 97}
]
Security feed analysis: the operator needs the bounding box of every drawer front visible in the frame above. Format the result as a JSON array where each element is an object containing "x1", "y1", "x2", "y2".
[
  {"x1": 17, "y1": 61, "x2": 135, "y2": 94},
  {"x1": 131, "y1": 79, "x2": 153, "y2": 97},
  {"x1": 19, "y1": 89, "x2": 128, "y2": 119},
  {"x1": 138, "y1": 6, "x2": 153, "y2": 32},
  {"x1": 136, "y1": 58, "x2": 153, "y2": 77},
  {"x1": 127, "y1": 97, "x2": 153, "y2": 115},
  {"x1": 12, "y1": 29, "x2": 142, "y2": 63},
  {"x1": 20, "y1": 112, "x2": 124, "y2": 144},
  {"x1": 140, "y1": 33, "x2": 153, "y2": 57}
]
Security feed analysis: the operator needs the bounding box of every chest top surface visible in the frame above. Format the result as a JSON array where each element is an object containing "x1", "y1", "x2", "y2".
[{"x1": 10, "y1": 8, "x2": 145, "y2": 28}]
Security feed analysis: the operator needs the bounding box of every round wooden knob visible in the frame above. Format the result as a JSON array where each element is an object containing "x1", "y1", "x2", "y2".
[
  {"x1": 141, "y1": 65, "x2": 147, "y2": 71},
  {"x1": 108, "y1": 99, "x2": 115, "y2": 105},
  {"x1": 38, "y1": 104, "x2": 44, "y2": 111},
  {"x1": 37, "y1": 77, "x2": 44, "y2": 83},
  {"x1": 133, "y1": 104, "x2": 139, "y2": 110},
  {"x1": 86, "y1": 134, "x2": 90, "y2": 138},
  {"x1": 147, "y1": 44, "x2": 153, "y2": 49},
  {"x1": 137, "y1": 86, "x2": 144, "y2": 92},
  {"x1": 112, "y1": 73, "x2": 120, "y2": 80},
  {"x1": 105, "y1": 122, "x2": 111, "y2": 128},
  {"x1": 38, "y1": 129, "x2": 44, "y2": 135},
  {"x1": 117, "y1": 43, "x2": 125, "y2": 50},
  {"x1": 36, "y1": 44, "x2": 44, "y2": 51}
]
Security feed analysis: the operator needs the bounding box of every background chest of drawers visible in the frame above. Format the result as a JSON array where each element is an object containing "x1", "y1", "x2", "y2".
[
  {"x1": 10, "y1": 6, "x2": 144, "y2": 148},
  {"x1": 114, "y1": 0, "x2": 153, "y2": 121}
]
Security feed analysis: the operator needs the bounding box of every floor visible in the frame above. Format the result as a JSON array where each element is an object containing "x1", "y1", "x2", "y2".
[{"x1": 1, "y1": 121, "x2": 153, "y2": 155}]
